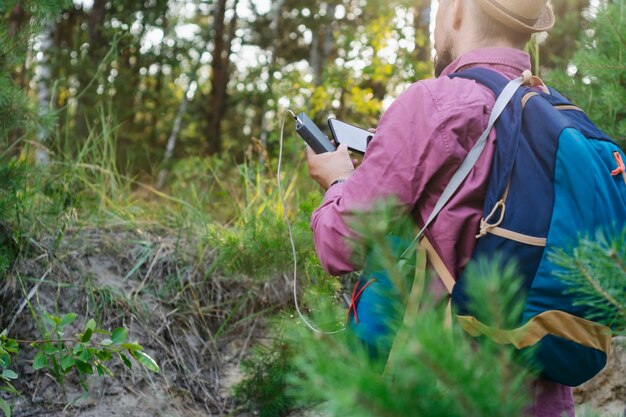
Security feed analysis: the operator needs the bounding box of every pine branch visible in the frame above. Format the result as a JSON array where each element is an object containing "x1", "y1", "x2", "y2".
[
  {"x1": 606, "y1": 9, "x2": 626, "y2": 51},
  {"x1": 609, "y1": 249, "x2": 626, "y2": 275},
  {"x1": 574, "y1": 258, "x2": 626, "y2": 319}
]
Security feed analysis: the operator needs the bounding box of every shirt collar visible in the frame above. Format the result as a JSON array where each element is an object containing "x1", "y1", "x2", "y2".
[{"x1": 440, "y1": 47, "x2": 531, "y2": 78}]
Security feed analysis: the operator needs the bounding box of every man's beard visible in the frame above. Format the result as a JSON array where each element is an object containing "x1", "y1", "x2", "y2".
[{"x1": 434, "y1": 41, "x2": 454, "y2": 78}]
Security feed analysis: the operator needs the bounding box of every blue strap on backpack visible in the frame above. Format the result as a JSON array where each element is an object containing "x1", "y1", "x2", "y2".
[{"x1": 449, "y1": 68, "x2": 626, "y2": 386}]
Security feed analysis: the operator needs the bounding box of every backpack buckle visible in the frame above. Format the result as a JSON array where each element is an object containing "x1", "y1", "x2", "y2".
[
  {"x1": 521, "y1": 70, "x2": 550, "y2": 94},
  {"x1": 476, "y1": 200, "x2": 506, "y2": 239}
]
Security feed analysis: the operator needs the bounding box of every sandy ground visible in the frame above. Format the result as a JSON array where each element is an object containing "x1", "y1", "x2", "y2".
[{"x1": 574, "y1": 337, "x2": 626, "y2": 417}]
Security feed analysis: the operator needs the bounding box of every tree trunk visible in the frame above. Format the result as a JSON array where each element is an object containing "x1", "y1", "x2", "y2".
[
  {"x1": 206, "y1": 0, "x2": 240, "y2": 155},
  {"x1": 156, "y1": 81, "x2": 196, "y2": 189},
  {"x1": 35, "y1": 22, "x2": 55, "y2": 165},
  {"x1": 89, "y1": 0, "x2": 107, "y2": 60},
  {"x1": 8, "y1": 3, "x2": 26, "y2": 36},
  {"x1": 413, "y1": 0, "x2": 432, "y2": 63},
  {"x1": 310, "y1": 4, "x2": 336, "y2": 87},
  {"x1": 75, "y1": 0, "x2": 108, "y2": 141},
  {"x1": 9, "y1": 4, "x2": 28, "y2": 100},
  {"x1": 259, "y1": 0, "x2": 286, "y2": 155}
]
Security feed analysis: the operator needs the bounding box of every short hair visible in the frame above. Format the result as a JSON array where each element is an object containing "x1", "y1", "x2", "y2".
[{"x1": 469, "y1": 0, "x2": 533, "y2": 48}]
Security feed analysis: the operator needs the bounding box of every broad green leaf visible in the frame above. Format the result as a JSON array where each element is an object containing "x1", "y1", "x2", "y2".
[
  {"x1": 44, "y1": 313, "x2": 58, "y2": 326},
  {"x1": 60, "y1": 355, "x2": 75, "y2": 371},
  {"x1": 75, "y1": 360, "x2": 93, "y2": 375},
  {"x1": 121, "y1": 342, "x2": 142, "y2": 351},
  {"x1": 81, "y1": 328, "x2": 93, "y2": 343},
  {"x1": 118, "y1": 353, "x2": 132, "y2": 369},
  {"x1": 1, "y1": 369, "x2": 17, "y2": 380},
  {"x1": 96, "y1": 365, "x2": 104, "y2": 377},
  {"x1": 101, "y1": 339, "x2": 112, "y2": 346},
  {"x1": 4, "y1": 340, "x2": 18, "y2": 354},
  {"x1": 79, "y1": 348, "x2": 94, "y2": 362},
  {"x1": 96, "y1": 350, "x2": 112, "y2": 362},
  {"x1": 41, "y1": 343, "x2": 56, "y2": 354},
  {"x1": 0, "y1": 397, "x2": 11, "y2": 417},
  {"x1": 85, "y1": 319, "x2": 96, "y2": 331},
  {"x1": 111, "y1": 328, "x2": 128, "y2": 345},
  {"x1": 32, "y1": 352, "x2": 47, "y2": 370},
  {"x1": 59, "y1": 313, "x2": 78, "y2": 327},
  {"x1": 132, "y1": 351, "x2": 160, "y2": 373}
]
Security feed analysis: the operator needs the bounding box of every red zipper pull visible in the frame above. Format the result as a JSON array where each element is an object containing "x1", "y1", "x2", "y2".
[{"x1": 611, "y1": 151, "x2": 625, "y2": 176}]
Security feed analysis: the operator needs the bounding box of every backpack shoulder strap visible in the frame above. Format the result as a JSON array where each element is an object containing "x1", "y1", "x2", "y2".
[
  {"x1": 449, "y1": 67, "x2": 510, "y2": 96},
  {"x1": 400, "y1": 70, "x2": 528, "y2": 262}
]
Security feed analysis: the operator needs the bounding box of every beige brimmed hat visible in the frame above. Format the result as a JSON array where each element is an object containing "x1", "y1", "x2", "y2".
[{"x1": 474, "y1": 0, "x2": 555, "y2": 33}]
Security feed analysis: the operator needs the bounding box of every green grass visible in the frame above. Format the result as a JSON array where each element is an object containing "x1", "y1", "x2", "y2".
[{"x1": 0, "y1": 104, "x2": 343, "y2": 415}]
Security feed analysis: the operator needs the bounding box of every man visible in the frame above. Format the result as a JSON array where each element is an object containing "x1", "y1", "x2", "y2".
[{"x1": 306, "y1": 0, "x2": 575, "y2": 416}]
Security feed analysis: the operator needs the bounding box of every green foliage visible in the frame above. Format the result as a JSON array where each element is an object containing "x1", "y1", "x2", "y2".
[
  {"x1": 286, "y1": 253, "x2": 532, "y2": 417},
  {"x1": 463, "y1": 255, "x2": 525, "y2": 330},
  {"x1": 546, "y1": 0, "x2": 626, "y2": 144},
  {"x1": 210, "y1": 204, "x2": 321, "y2": 281},
  {"x1": 232, "y1": 201, "x2": 531, "y2": 417},
  {"x1": 0, "y1": 314, "x2": 159, "y2": 417},
  {"x1": 0, "y1": 0, "x2": 70, "y2": 146},
  {"x1": 0, "y1": 331, "x2": 20, "y2": 417},
  {"x1": 0, "y1": 160, "x2": 27, "y2": 274},
  {"x1": 0, "y1": 160, "x2": 26, "y2": 219},
  {"x1": 51, "y1": 107, "x2": 135, "y2": 220},
  {"x1": 550, "y1": 228, "x2": 626, "y2": 333},
  {"x1": 193, "y1": 155, "x2": 330, "y2": 283},
  {"x1": 33, "y1": 312, "x2": 160, "y2": 382},
  {"x1": 539, "y1": 0, "x2": 590, "y2": 70},
  {"x1": 234, "y1": 338, "x2": 295, "y2": 417}
]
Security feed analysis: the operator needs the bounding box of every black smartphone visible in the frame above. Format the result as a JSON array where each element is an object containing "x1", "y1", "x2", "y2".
[{"x1": 327, "y1": 118, "x2": 372, "y2": 155}]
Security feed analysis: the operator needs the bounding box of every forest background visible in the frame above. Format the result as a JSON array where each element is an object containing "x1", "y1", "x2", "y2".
[{"x1": 0, "y1": 0, "x2": 624, "y2": 416}]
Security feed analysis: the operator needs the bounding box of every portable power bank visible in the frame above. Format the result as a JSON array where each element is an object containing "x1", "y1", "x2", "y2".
[
  {"x1": 295, "y1": 112, "x2": 336, "y2": 154},
  {"x1": 327, "y1": 118, "x2": 372, "y2": 154}
]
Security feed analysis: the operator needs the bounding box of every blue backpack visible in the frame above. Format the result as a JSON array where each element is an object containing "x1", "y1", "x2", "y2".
[{"x1": 448, "y1": 68, "x2": 626, "y2": 386}]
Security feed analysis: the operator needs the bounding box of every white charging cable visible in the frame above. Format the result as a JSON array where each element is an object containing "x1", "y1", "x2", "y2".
[{"x1": 277, "y1": 109, "x2": 345, "y2": 335}]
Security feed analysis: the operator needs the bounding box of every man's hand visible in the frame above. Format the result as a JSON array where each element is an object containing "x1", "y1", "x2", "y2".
[{"x1": 306, "y1": 144, "x2": 355, "y2": 190}]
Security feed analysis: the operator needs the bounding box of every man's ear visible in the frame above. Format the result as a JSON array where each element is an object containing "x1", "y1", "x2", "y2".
[{"x1": 451, "y1": 0, "x2": 464, "y2": 30}]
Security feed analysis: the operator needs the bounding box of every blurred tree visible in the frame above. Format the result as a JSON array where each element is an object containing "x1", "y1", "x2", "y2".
[
  {"x1": 88, "y1": 0, "x2": 107, "y2": 60},
  {"x1": 13, "y1": 0, "x2": 601, "y2": 182},
  {"x1": 539, "y1": 0, "x2": 590, "y2": 70},
  {"x1": 47, "y1": 0, "x2": 179, "y2": 172},
  {"x1": 413, "y1": 0, "x2": 432, "y2": 64},
  {"x1": 35, "y1": 21, "x2": 55, "y2": 164},
  {"x1": 0, "y1": 0, "x2": 71, "y2": 152},
  {"x1": 546, "y1": 0, "x2": 625, "y2": 144},
  {"x1": 238, "y1": 0, "x2": 431, "y2": 161},
  {"x1": 259, "y1": 0, "x2": 286, "y2": 155},
  {"x1": 205, "y1": 0, "x2": 240, "y2": 155}
]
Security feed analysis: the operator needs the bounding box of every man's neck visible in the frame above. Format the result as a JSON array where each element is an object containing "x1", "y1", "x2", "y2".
[{"x1": 454, "y1": 38, "x2": 522, "y2": 59}]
